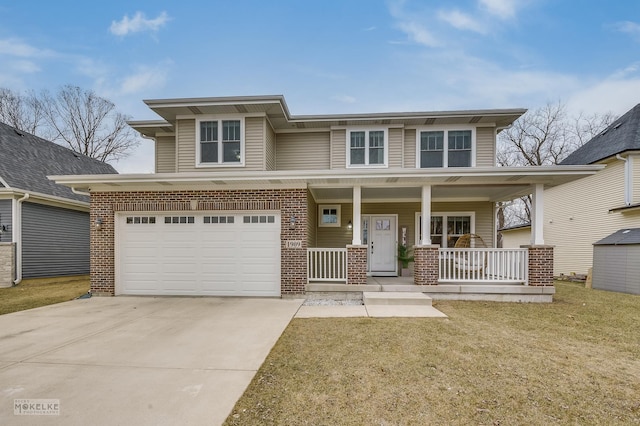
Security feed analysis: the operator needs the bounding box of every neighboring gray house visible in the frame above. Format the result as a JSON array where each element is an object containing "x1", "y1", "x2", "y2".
[{"x1": 0, "y1": 122, "x2": 117, "y2": 286}]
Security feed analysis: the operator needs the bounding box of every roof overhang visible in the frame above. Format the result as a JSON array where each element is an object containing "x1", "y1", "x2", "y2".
[
  {"x1": 0, "y1": 188, "x2": 89, "y2": 211},
  {"x1": 128, "y1": 95, "x2": 527, "y2": 138},
  {"x1": 50, "y1": 165, "x2": 604, "y2": 203}
]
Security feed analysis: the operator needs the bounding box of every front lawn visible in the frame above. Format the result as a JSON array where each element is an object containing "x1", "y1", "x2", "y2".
[
  {"x1": 0, "y1": 275, "x2": 90, "y2": 315},
  {"x1": 226, "y1": 282, "x2": 640, "y2": 425}
]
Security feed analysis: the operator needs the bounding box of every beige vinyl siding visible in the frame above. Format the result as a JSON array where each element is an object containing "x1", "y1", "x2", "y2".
[
  {"x1": 276, "y1": 132, "x2": 330, "y2": 170},
  {"x1": 331, "y1": 129, "x2": 346, "y2": 169},
  {"x1": 307, "y1": 191, "x2": 317, "y2": 248},
  {"x1": 632, "y1": 154, "x2": 640, "y2": 204},
  {"x1": 544, "y1": 159, "x2": 639, "y2": 275},
  {"x1": 244, "y1": 116, "x2": 264, "y2": 170},
  {"x1": 476, "y1": 127, "x2": 495, "y2": 167},
  {"x1": 265, "y1": 119, "x2": 276, "y2": 171},
  {"x1": 155, "y1": 136, "x2": 176, "y2": 173},
  {"x1": 388, "y1": 128, "x2": 403, "y2": 168},
  {"x1": 315, "y1": 201, "x2": 494, "y2": 248},
  {"x1": 501, "y1": 228, "x2": 531, "y2": 248},
  {"x1": 176, "y1": 119, "x2": 195, "y2": 172},
  {"x1": 432, "y1": 202, "x2": 494, "y2": 248},
  {"x1": 403, "y1": 129, "x2": 416, "y2": 168},
  {"x1": 316, "y1": 203, "x2": 353, "y2": 248}
]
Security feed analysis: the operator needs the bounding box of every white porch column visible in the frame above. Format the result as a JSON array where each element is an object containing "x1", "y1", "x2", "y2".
[
  {"x1": 421, "y1": 185, "x2": 431, "y2": 245},
  {"x1": 352, "y1": 185, "x2": 362, "y2": 245},
  {"x1": 531, "y1": 183, "x2": 545, "y2": 245}
]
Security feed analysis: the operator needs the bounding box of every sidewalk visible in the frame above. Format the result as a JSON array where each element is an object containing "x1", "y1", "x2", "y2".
[{"x1": 295, "y1": 304, "x2": 447, "y2": 318}]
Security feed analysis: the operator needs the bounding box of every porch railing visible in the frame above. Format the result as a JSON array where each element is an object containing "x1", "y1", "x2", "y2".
[
  {"x1": 439, "y1": 248, "x2": 528, "y2": 283},
  {"x1": 307, "y1": 248, "x2": 348, "y2": 282}
]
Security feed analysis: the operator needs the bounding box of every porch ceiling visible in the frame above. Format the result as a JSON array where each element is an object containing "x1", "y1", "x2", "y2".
[{"x1": 310, "y1": 184, "x2": 532, "y2": 203}]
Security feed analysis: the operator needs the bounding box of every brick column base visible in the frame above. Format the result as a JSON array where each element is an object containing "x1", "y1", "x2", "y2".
[
  {"x1": 522, "y1": 245, "x2": 554, "y2": 286},
  {"x1": 0, "y1": 243, "x2": 15, "y2": 288},
  {"x1": 347, "y1": 245, "x2": 367, "y2": 285},
  {"x1": 413, "y1": 245, "x2": 439, "y2": 286}
]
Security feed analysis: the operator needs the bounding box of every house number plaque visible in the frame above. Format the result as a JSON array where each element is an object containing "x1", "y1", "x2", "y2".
[{"x1": 285, "y1": 240, "x2": 303, "y2": 249}]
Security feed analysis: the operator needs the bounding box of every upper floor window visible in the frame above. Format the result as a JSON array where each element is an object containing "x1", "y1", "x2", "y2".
[
  {"x1": 348, "y1": 129, "x2": 387, "y2": 167},
  {"x1": 418, "y1": 129, "x2": 474, "y2": 168},
  {"x1": 197, "y1": 119, "x2": 243, "y2": 166}
]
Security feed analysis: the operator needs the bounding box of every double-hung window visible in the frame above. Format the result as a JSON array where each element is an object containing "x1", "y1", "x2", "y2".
[
  {"x1": 198, "y1": 119, "x2": 243, "y2": 165},
  {"x1": 348, "y1": 129, "x2": 387, "y2": 167},
  {"x1": 418, "y1": 129, "x2": 473, "y2": 168}
]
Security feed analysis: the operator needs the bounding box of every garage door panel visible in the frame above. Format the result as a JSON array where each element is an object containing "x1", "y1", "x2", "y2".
[{"x1": 118, "y1": 212, "x2": 281, "y2": 296}]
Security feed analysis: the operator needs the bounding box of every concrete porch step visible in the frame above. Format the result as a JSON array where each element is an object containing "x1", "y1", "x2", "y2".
[{"x1": 363, "y1": 291, "x2": 433, "y2": 306}]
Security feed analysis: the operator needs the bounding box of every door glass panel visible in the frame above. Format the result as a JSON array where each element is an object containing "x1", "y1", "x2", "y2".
[{"x1": 362, "y1": 218, "x2": 368, "y2": 244}]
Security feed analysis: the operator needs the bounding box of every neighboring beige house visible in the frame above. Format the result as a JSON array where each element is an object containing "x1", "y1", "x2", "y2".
[
  {"x1": 543, "y1": 103, "x2": 640, "y2": 276},
  {"x1": 500, "y1": 223, "x2": 531, "y2": 249},
  {"x1": 51, "y1": 95, "x2": 601, "y2": 301}
]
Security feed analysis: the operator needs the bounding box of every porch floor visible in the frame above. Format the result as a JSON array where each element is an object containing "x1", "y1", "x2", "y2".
[{"x1": 306, "y1": 276, "x2": 555, "y2": 303}]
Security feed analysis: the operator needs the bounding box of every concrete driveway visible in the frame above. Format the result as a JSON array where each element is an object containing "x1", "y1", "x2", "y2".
[{"x1": 0, "y1": 296, "x2": 303, "y2": 425}]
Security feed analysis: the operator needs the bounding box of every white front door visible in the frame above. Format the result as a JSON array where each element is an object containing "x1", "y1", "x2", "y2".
[{"x1": 369, "y1": 216, "x2": 397, "y2": 275}]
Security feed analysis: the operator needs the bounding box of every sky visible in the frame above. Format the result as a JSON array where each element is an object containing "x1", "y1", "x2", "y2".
[{"x1": 1, "y1": 0, "x2": 639, "y2": 173}]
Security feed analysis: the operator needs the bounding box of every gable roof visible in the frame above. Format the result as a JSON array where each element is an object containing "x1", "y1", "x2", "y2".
[
  {"x1": 561, "y1": 103, "x2": 640, "y2": 165},
  {"x1": 0, "y1": 122, "x2": 117, "y2": 202}
]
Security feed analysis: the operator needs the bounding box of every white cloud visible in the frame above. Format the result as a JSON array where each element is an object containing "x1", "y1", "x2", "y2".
[
  {"x1": 0, "y1": 38, "x2": 55, "y2": 57},
  {"x1": 388, "y1": 0, "x2": 439, "y2": 47},
  {"x1": 478, "y1": 0, "x2": 517, "y2": 20},
  {"x1": 118, "y1": 65, "x2": 169, "y2": 95},
  {"x1": 438, "y1": 9, "x2": 487, "y2": 34},
  {"x1": 10, "y1": 60, "x2": 40, "y2": 73},
  {"x1": 613, "y1": 21, "x2": 640, "y2": 42},
  {"x1": 109, "y1": 11, "x2": 170, "y2": 36},
  {"x1": 566, "y1": 63, "x2": 640, "y2": 116},
  {"x1": 396, "y1": 21, "x2": 439, "y2": 47}
]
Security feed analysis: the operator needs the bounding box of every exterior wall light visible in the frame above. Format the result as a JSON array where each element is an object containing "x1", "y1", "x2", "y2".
[
  {"x1": 289, "y1": 216, "x2": 296, "y2": 229},
  {"x1": 347, "y1": 220, "x2": 353, "y2": 230},
  {"x1": 95, "y1": 217, "x2": 103, "y2": 230},
  {"x1": 0, "y1": 224, "x2": 6, "y2": 234}
]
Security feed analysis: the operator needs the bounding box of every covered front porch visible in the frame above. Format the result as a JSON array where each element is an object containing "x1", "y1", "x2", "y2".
[{"x1": 305, "y1": 172, "x2": 557, "y2": 296}]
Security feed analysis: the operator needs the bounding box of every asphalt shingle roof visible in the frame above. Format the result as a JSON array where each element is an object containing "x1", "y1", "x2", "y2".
[
  {"x1": 594, "y1": 228, "x2": 640, "y2": 245},
  {"x1": 561, "y1": 103, "x2": 640, "y2": 165},
  {"x1": 0, "y1": 122, "x2": 117, "y2": 202}
]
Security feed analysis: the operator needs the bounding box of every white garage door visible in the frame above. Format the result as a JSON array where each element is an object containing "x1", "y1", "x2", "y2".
[{"x1": 116, "y1": 212, "x2": 281, "y2": 296}]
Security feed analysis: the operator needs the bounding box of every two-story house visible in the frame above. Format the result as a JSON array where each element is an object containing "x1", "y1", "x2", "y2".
[
  {"x1": 543, "y1": 103, "x2": 640, "y2": 276},
  {"x1": 51, "y1": 95, "x2": 602, "y2": 301}
]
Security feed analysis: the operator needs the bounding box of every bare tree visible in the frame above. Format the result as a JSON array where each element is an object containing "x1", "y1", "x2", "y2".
[
  {"x1": 0, "y1": 85, "x2": 139, "y2": 163},
  {"x1": 0, "y1": 88, "x2": 44, "y2": 135},
  {"x1": 497, "y1": 100, "x2": 616, "y2": 230},
  {"x1": 41, "y1": 85, "x2": 138, "y2": 163}
]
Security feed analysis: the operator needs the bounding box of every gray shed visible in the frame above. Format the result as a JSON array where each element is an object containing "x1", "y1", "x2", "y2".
[{"x1": 592, "y1": 228, "x2": 640, "y2": 295}]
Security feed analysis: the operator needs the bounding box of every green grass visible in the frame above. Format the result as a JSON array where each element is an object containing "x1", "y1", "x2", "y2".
[
  {"x1": 225, "y1": 282, "x2": 640, "y2": 425},
  {"x1": 0, "y1": 275, "x2": 90, "y2": 315}
]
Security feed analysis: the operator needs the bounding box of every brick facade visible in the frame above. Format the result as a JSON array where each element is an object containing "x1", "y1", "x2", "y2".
[
  {"x1": 523, "y1": 245, "x2": 554, "y2": 286},
  {"x1": 0, "y1": 243, "x2": 15, "y2": 288},
  {"x1": 413, "y1": 245, "x2": 439, "y2": 286},
  {"x1": 346, "y1": 245, "x2": 367, "y2": 285},
  {"x1": 90, "y1": 189, "x2": 308, "y2": 296}
]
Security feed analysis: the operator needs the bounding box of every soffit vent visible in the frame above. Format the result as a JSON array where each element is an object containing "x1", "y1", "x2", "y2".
[
  {"x1": 188, "y1": 106, "x2": 203, "y2": 114},
  {"x1": 424, "y1": 118, "x2": 436, "y2": 125},
  {"x1": 235, "y1": 105, "x2": 248, "y2": 113},
  {"x1": 469, "y1": 116, "x2": 482, "y2": 123}
]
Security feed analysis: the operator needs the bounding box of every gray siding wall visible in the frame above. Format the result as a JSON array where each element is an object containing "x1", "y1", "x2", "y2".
[
  {"x1": 22, "y1": 202, "x2": 89, "y2": 278},
  {"x1": 0, "y1": 200, "x2": 11, "y2": 243},
  {"x1": 593, "y1": 246, "x2": 640, "y2": 295}
]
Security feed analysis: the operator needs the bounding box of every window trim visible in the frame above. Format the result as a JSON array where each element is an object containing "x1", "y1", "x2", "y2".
[
  {"x1": 414, "y1": 211, "x2": 476, "y2": 247},
  {"x1": 346, "y1": 128, "x2": 389, "y2": 168},
  {"x1": 415, "y1": 126, "x2": 476, "y2": 168},
  {"x1": 318, "y1": 204, "x2": 341, "y2": 227},
  {"x1": 195, "y1": 116, "x2": 245, "y2": 168}
]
